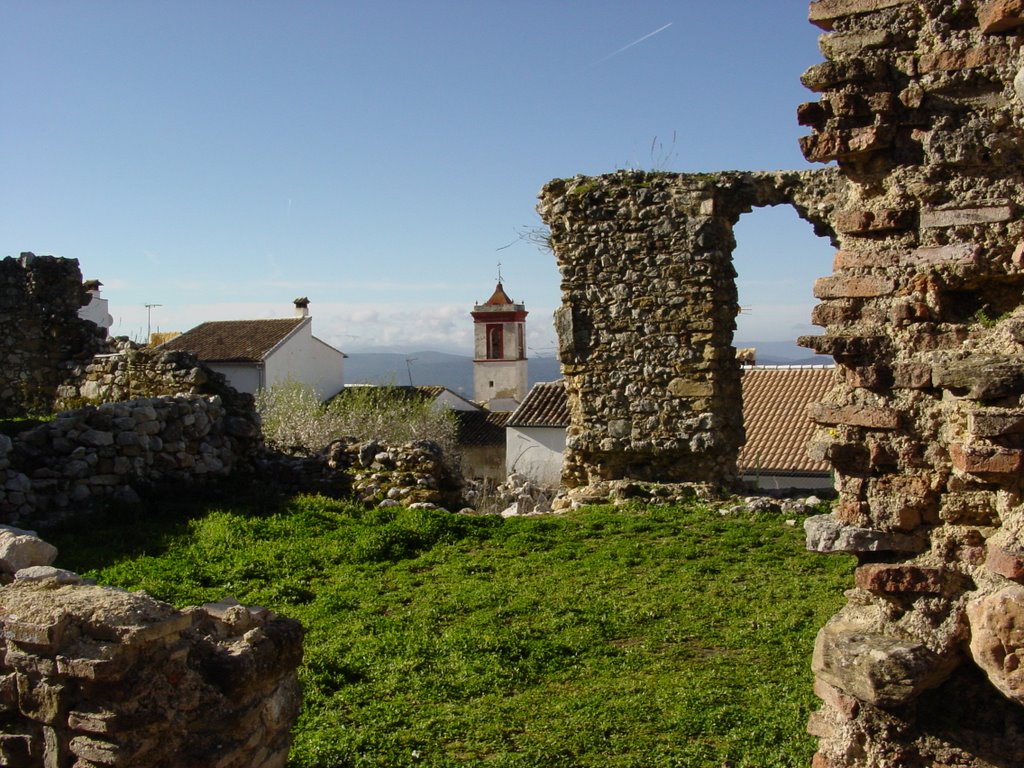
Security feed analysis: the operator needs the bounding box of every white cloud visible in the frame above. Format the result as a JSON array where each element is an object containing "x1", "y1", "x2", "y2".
[{"x1": 107, "y1": 297, "x2": 559, "y2": 355}]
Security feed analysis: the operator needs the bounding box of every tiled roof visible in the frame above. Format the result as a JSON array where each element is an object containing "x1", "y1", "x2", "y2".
[
  {"x1": 456, "y1": 410, "x2": 509, "y2": 446},
  {"x1": 159, "y1": 319, "x2": 304, "y2": 362},
  {"x1": 484, "y1": 282, "x2": 515, "y2": 306},
  {"x1": 737, "y1": 366, "x2": 836, "y2": 475},
  {"x1": 507, "y1": 381, "x2": 571, "y2": 428}
]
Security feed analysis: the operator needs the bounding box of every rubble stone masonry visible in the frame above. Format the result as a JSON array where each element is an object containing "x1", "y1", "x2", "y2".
[
  {"x1": 0, "y1": 254, "x2": 107, "y2": 419},
  {"x1": 540, "y1": 1, "x2": 1024, "y2": 764}
]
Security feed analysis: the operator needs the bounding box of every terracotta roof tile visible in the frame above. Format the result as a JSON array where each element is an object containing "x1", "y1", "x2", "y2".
[
  {"x1": 456, "y1": 410, "x2": 509, "y2": 446},
  {"x1": 507, "y1": 381, "x2": 571, "y2": 427},
  {"x1": 159, "y1": 319, "x2": 304, "y2": 362},
  {"x1": 737, "y1": 367, "x2": 836, "y2": 474}
]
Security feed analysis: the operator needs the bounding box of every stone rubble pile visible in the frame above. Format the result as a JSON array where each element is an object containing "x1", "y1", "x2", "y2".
[
  {"x1": 0, "y1": 527, "x2": 303, "y2": 768},
  {"x1": 316, "y1": 437, "x2": 465, "y2": 511}
]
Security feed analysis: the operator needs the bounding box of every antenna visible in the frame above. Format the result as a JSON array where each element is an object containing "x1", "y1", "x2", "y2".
[
  {"x1": 496, "y1": 261, "x2": 503, "y2": 284},
  {"x1": 144, "y1": 303, "x2": 162, "y2": 342},
  {"x1": 405, "y1": 356, "x2": 417, "y2": 387}
]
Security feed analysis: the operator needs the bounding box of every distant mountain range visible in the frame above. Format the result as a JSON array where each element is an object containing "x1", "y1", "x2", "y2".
[{"x1": 344, "y1": 341, "x2": 829, "y2": 397}]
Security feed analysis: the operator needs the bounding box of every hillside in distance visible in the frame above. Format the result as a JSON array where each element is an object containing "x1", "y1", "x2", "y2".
[
  {"x1": 344, "y1": 352, "x2": 562, "y2": 397},
  {"x1": 344, "y1": 342, "x2": 828, "y2": 398}
]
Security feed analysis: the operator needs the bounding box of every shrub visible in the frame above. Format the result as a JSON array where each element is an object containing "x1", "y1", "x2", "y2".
[{"x1": 255, "y1": 381, "x2": 458, "y2": 458}]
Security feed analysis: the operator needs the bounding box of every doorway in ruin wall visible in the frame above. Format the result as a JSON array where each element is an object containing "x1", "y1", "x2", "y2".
[{"x1": 730, "y1": 203, "x2": 837, "y2": 493}]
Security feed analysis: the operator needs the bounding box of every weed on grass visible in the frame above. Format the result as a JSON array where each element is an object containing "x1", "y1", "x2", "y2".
[{"x1": 50, "y1": 494, "x2": 854, "y2": 768}]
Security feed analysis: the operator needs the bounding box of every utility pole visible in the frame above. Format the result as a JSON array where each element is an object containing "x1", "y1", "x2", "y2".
[{"x1": 144, "y1": 303, "x2": 162, "y2": 343}]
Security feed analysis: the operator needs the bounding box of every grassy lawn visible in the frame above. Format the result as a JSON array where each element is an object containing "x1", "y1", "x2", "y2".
[{"x1": 50, "y1": 491, "x2": 854, "y2": 768}]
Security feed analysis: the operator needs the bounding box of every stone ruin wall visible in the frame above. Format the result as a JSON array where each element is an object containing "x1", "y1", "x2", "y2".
[
  {"x1": 540, "y1": 1, "x2": 1024, "y2": 765},
  {"x1": 539, "y1": 169, "x2": 842, "y2": 490},
  {"x1": 0, "y1": 254, "x2": 108, "y2": 419}
]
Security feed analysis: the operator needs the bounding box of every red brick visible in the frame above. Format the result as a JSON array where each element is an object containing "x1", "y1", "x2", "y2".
[
  {"x1": 918, "y1": 45, "x2": 1012, "y2": 73},
  {"x1": 809, "y1": 0, "x2": 914, "y2": 31},
  {"x1": 808, "y1": 403, "x2": 900, "y2": 429},
  {"x1": 833, "y1": 249, "x2": 898, "y2": 269},
  {"x1": 904, "y1": 244, "x2": 979, "y2": 267},
  {"x1": 814, "y1": 275, "x2": 895, "y2": 299},
  {"x1": 814, "y1": 678, "x2": 861, "y2": 720},
  {"x1": 950, "y1": 443, "x2": 1024, "y2": 474},
  {"x1": 979, "y1": 0, "x2": 1024, "y2": 33},
  {"x1": 855, "y1": 563, "x2": 944, "y2": 594},
  {"x1": 834, "y1": 208, "x2": 913, "y2": 234}
]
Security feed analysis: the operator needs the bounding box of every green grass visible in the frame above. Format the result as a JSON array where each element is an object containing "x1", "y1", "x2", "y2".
[{"x1": 50, "y1": 492, "x2": 854, "y2": 768}]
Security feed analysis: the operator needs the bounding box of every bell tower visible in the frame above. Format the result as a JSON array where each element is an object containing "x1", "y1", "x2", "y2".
[{"x1": 472, "y1": 279, "x2": 528, "y2": 409}]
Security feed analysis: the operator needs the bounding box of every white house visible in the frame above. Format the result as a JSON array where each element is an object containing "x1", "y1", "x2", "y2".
[
  {"x1": 505, "y1": 380, "x2": 569, "y2": 487},
  {"x1": 78, "y1": 280, "x2": 113, "y2": 330},
  {"x1": 159, "y1": 299, "x2": 346, "y2": 400}
]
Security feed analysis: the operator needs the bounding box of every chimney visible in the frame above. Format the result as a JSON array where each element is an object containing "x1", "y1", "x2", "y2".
[{"x1": 294, "y1": 296, "x2": 310, "y2": 318}]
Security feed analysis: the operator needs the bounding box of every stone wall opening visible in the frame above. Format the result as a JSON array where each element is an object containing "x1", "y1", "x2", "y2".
[{"x1": 732, "y1": 204, "x2": 836, "y2": 359}]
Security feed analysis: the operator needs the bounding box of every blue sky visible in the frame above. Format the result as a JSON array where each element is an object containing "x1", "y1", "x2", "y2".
[{"x1": 2, "y1": 1, "x2": 834, "y2": 356}]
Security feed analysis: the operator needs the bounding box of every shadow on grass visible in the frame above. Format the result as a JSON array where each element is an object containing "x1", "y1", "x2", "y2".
[{"x1": 46, "y1": 476, "x2": 289, "y2": 574}]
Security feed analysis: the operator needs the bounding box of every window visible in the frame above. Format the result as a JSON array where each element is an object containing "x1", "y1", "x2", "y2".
[{"x1": 486, "y1": 324, "x2": 503, "y2": 359}]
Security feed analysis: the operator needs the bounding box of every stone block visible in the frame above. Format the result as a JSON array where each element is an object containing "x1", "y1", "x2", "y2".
[
  {"x1": 807, "y1": 402, "x2": 899, "y2": 429},
  {"x1": 979, "y1": 0, "x2": 1024, "y2": 33},
  {"x1": 819, "y1": 29, "x2": 892, "y2": 58},
  {"x1": 800, "y1": 126, "x2": 894, "y2": 163},
  {"x1": 812, "y1": 624, "x2": 960, "y2": 707},
  {"x1": 2, "y1": 614, "x2": 70, "y2": 652},
  {"x1": 920, "y1": 205, "x2": 1014, "y2": 228},
  {"x1": 892, "y1": 363, "x2": 932, "y2": 389},
  {"x1": 805, "y1": 514, "x2": 926, "y2": 554},
  {"x1": 799, "y1": 335, "x2": 889, "y2": 359},
  {"x1": 667, "y1": 378, "x2": 713, "y2": 398},
  {"x1": 950, "y1": 443, "x2": 1023, "y2": 475},
  {"x1": 855, "y1": 564, "x2": 944, "y2": 594},
  {"x1": 932, "y1": 355, "x2": 1024, "y2": 399},
  {"x1": 15, "y1": 677, "x2": 66, "y2": 725},
  {"x1": 0, "y1": 530, "x2": 57, "y2": 575},
  {"x1": 809, "y1": 0, "x2": 914, "y2": 30},
  {"x1": 968, "y1": 585, "x2": 1024, "y2": 704},
  {"x1": 813, "y1": 275, "x2": 895, "y2": 299},
  {"x1": 987, "y1": 545, "x2": 1024, "y2": 581},
  {"x1": 969, "y1": 409, "x2": 1024, "y2": 437}
]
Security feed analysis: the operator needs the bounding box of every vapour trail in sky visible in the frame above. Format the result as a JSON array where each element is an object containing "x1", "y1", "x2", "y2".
[{"x1": 592, "y1": 22, "x2": 673, "y2": 66}]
